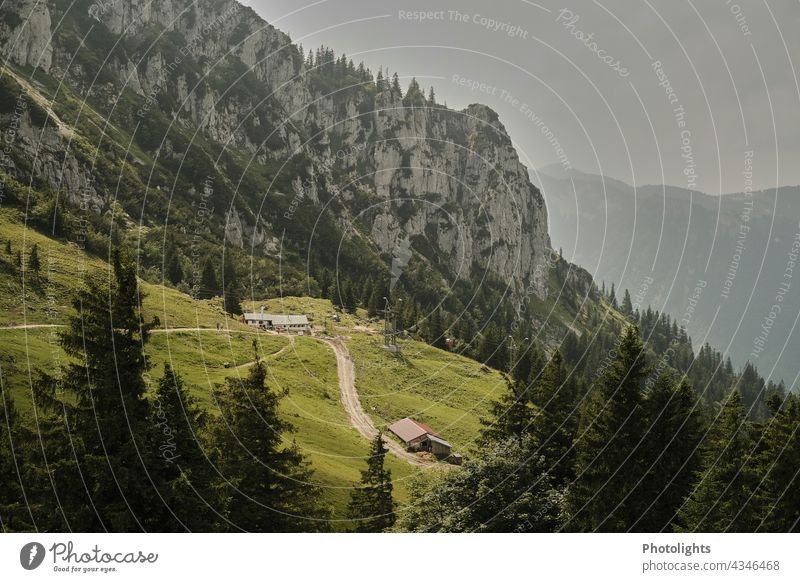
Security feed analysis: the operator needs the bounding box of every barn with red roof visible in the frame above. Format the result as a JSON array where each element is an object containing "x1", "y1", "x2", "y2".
[{"x1": 387, "y1": 418, "x2": 453, "y2": 458}]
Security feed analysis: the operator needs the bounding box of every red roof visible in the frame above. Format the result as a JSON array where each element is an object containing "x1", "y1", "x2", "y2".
[
  {"x1": 408, "y1": 419, "x2": 441, "y2": 438},
  {"x1": 388, "y1": 417, "x2": 442, "y2": 443}
]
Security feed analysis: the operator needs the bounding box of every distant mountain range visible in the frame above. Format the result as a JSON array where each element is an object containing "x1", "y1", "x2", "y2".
[{"x1": 538, "y1": 166, "x2": 800, "y2": 388}]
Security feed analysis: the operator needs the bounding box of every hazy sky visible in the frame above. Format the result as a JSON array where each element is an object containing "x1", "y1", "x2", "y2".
[{"x1": 241, "y1": 0, "x2": 800, "y2": 194}]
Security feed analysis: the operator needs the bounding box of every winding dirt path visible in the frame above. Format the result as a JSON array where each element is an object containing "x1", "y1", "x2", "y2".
[
  {"x1": 317, "y1": 336, "x2": 438, "y2": 468},
  {"x1": 2, "y1": 323, "x2": 440, "y2": 467}
]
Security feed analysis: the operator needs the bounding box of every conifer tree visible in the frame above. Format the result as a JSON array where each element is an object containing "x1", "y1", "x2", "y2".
[
  {"x1": 33, "y1": 250, "x2": 160, "y2": 531},
  {"x1": 199, "y1": 258, "x2": 218, "y2": 299},
  {"x1": 427, "y1": 308, "x2": 445, "y2": 349},
  {"x1": 481, "y1": 376, "x2": 536, "y2": 444},
  {"x1": 366, "y1": 289, "x2": 379, "y2": 318},
  {"x1": 621, "y1": 289, "x2": 633, "y2": 316},
  {"x1": 343, "y1": 281, "x2": 357, "y2": 314},
  {"x1": 609, "y1": 282, "x2": 618, "y2": 309},
  {"x1": 391, "y1": 72, "x2": 402, "y2": 96},
  {"x1": 678, "y1": 390, "x2": 760, "y2": 532},
  {"x1": 224, "y1": 282, "x2": 242, "y2": 315},
  {"x1": 348, "y1": 433, "x2": 395, "y2": 532},
  {"x1": 152, "y1": 364, "x2": 221, "y2": 531},
  {"x1": 530, "y1": 350, "x2": 578, "y2": 486},
  {"x1": 634, "y1": 374, "x2": 704, "y2": 532},
  {"x1": 0, "y1": 381, "x2": 26, "y2": 531},
  {"x1": 28, "y1": 243, "x2": 40, "y2": 275},
  {"x1": 166, "y1": 252, "x2": 182, "y2": 285},
  {"x1": 211, "y1": 343, "x2": 329, "y2": 531},
  {"x1": 568, "y1": 325, "x2": 648, "y2": 531},
  {"x1": 755, "y1": 393, "x2": 800, "y2": 532}
]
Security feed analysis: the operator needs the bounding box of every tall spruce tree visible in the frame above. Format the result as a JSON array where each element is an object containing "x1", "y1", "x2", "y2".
[
  {"x1": 348, "y1": 432, "x2": 395, "y2": 532},
  {"x1": 199, "y1": 258, "x2": 218, "y2": 299},
  {"x1": 152, "y1": 364, "x2": 222, "y2": 531},
  {"x1": 0, "y1": 378, "x2": 26, "y2": 531},
  {"x1": 166, "y1": 252, "x2": 182, "y2": 285},
  {"x1": 621, "y1": 289, "x2": 633, "y2": 316},
  {"x1": 481, "y1": 375, "x2": 536, "y2": 444},
  {"x1": 530, "y1": 350, "x2": 578, "y2": 487},
  {"x1": 427, "y1": 308, "x2": 445, "y2": 349},
  {"x1": 756, "y1": 393, "x2": 800, "y2": 532},
  {"x1": 223, "y1": 282, "x2": 242, "y2": 315},
  {"x1": 567, "y1": 325, "x2": 649, "y2": 531},
  {"x1": 28, "y1": 243, "x2": 41, "y2": 275},
  {"x1": 32, "y1": 250, "x2": 161, "y2": 531},
  {"x1": 634, "y1": 374, "x2": 705, "y2": 532},
  {"x1": 678, "y1": 390, "x2": 760, "y2": 532},
  {"x1": 211, "y1": 343, "x2": 329, "y2": 531}
]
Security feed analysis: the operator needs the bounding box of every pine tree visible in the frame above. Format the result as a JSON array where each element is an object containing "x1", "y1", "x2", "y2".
[
  {"x1": 32, "y1": 250, "x2": 160, "y2": 531},
  {"x1": 348, "y1": 433, "x2": 394, "y2": 532},
  {"x1": 609, "y1": 282, "x2": 618, "y2": 309},
  {"x1": 4, "y1": 239, "x2": 10, "y2": 254},
  {"x1": 211, "y1": 343, "x2": 329, "y2": 531},
  {"x1": 634, "y1": 374, "x2": 705, "y2": 532},
  {"x1": 530, "y1": 350, "x2": 578, "y2": 486},
  {"x1": 343, "y1": 281, "x2": 357, "y2": 314},
  {"x1": 28, "y1": 243, "x2": 40, "y2": 275},
  {"x1": 755, "y1": 393, "x2": 800, "y2": 532},
  {"x1": 199, "y1": 258, "x2": 218, "y2": 299},
  {"x1": 391, "y1": 72, "x2": 402, "y2": 96},
  {"x1": 481, "y1": 376, "x2": 536, "y2": 444},
  {"x1": 223, "y1": 282, "x2": 242, "y2": 315},
  {"x1": 512, "y1": 342, "x2": 542, "y2": 385},
  {"x1": 621, "y1": 289, "x2": 633, "y2": 316},
  {"x1": 739, "y1": 361, "x2": 766, "y2": 419},
  {"x1": 427, "y1": 308, "x2": 445, "y2": 349},
  {"x1": 166, "y1": 252, "x2": 182, "y2": 285},
  {"x1": 152, "y1": 364, "x2": 221, "y2": 531},
  {"x1": 478, "y1": 323, "x2": 507, "y2": 370},
  {"x1": 0, "y1": 380, "x2": 26, "y2": 531},
  {"x1": 367, "y1": 289, "x2": 380, "y2": 318},
  {"x1": 678, "y1": 391, "x2": 760, "y2": 532},
  {"x1": 427, "y1": 86, "x2": 436, "y2": 105},
  {"x1": 568, "y1": 325, "x2": 649, "y2": 531}
]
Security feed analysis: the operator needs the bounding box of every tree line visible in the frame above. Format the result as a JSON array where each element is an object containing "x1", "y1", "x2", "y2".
[{"x1": 398, "y1": 326, "x2": 800, "y2": 532}]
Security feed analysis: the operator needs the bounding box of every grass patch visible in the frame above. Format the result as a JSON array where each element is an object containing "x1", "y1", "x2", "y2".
[{"x1": 348, "y1": 333, "x2": 506, "y2": 454}]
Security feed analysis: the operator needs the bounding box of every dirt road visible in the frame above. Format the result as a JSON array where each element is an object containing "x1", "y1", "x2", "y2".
[
  {"x1": 3, "y1": 323, "x2": 440, "y2": 468},
  {"x1": 318, "y1": 336, "x2": 438, "y2": 468}
]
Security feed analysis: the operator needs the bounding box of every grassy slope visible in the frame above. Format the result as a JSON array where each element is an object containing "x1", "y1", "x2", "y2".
[
  {"x1": 3, "y1": 211, "x2": 494, "y2": 523},
  {"x1": 348, "y1": 334, "x2": 507, "y2": 452}
]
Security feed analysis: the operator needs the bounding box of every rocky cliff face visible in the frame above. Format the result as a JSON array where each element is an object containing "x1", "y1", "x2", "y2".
[
  {"x1": 0, "y1": 0, "x2": 52, "y2": 72},
  {"x1": 1, "y1": 0, "x2": 553, "y2": 298}
]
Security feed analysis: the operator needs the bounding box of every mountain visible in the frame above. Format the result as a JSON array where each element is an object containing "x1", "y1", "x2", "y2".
[
  {"x1": 538, "y1": 165, "x2": 799, "y2": 388},
  {"x1": 0, "y1": 0, "x2": 568, "y2": 311}
]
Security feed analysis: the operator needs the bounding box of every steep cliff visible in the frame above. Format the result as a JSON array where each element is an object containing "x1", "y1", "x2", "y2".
[{"x1": 1, "y1": 0, "x2": 589, "y2": 318}]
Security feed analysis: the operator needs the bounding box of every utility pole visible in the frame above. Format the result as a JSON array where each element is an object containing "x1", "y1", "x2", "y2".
[
  {"x1": 382, "y1": 296, "x2": 392, "y2": 347},
  {"x1": 382, "y1": 296, "x2": 401, "y2": 352}
]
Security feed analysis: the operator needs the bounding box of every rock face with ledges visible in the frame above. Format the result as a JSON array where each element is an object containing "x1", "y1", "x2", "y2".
[{"x1": 0, "y1": 0, "x2": 553, "y2": 299}]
